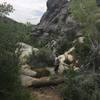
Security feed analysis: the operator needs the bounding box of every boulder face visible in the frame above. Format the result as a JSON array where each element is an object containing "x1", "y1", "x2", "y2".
[{"x1": 39, "y1": 0, "x2": 76, "y2": 33}]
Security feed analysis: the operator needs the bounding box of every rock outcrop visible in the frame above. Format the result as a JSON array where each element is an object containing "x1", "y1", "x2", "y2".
[
  {"x1": 15, "y1": 42, "x2": 39, "y2": 65},
  {"x1": 16, "y1": 42, "x2": 39, "y2": 87},
  {"x1": 33, "y1": 0, "x2": 78, "y2": 35},
  {"x1": 39, "y1": 0, "x2": 71, "y2": 33}
]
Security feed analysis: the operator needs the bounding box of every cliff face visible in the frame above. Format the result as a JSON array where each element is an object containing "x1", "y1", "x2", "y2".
[
  {"x1": 39, "y1": 0, "x2": 71, "y2": 33},
  {"x1": 33, "y1": 0, "x2": 77, "y2": 34}
]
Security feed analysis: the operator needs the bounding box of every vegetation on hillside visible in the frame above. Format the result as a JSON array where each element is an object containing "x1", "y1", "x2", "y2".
[
  {"x1": 62, "y1": 70, "x2": 100, "y2": 100},
  {"x1": 0, "y1": 16, "x2": 33, "y2": 43},
  {"x1": 61, "y1": 0, "x2": 100, "y2": 100},
  {"x1": 70, "y1": 0, "x2": 100, "y2": 71},
  {"x1": 0, "y1": 2, "x2": 36, "y2": 100},
  {"x1": 1, "y1": 0, "x2": 100, "y2": 100}
]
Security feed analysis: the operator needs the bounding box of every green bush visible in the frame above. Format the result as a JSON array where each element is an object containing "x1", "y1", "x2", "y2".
[
  {"x1": 0, "y1": 3, "x2": 35, "y2": 100},
  {"x1": 29, "y1": 48, "x2": 54, "y2": 67},
  {"x1": 75, "y1": 37, "x2": 91, "y2": 64},
  {"x1": 70, "y1": 0, "x2": 100, "y2": 71},
  {"x1": 0, "y1": 52, "x2": 19, "y2": 100},
  {"x1": 57, "y1": 38, "x2": 73, "y2": 55},
  {"x1": 95, "y1": 19, "x2": 100, "y2": 32},
  {"x1": 62, "y1": 71, "x2": 100, "y2": 100},
  {"x1": 0, "y1": 32, "x2": 36, "y2": 100}
]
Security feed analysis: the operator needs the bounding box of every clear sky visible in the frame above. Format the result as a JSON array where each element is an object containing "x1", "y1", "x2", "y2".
[{"x1": 0, "y1": 0, "x2": 47, "y2": 24}]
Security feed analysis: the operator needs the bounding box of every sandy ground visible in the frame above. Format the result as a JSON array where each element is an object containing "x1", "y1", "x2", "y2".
[{"x1": 31, "y1": 86, "x2": 63, "y2": 100}]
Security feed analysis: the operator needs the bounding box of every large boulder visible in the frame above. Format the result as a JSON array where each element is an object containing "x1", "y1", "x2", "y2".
[
  {"x1": 15, "y1": 42, "x2": 39, "y2": 87},
  {"x1": 20, "y1": 75, "x2": 35, "y2": 87},
  {"x1": 21, "y1": 64, "x2": 37, "y2": 77},
  {"x1": 15, "y1": 42, "x2": 39, "y2": 65}
]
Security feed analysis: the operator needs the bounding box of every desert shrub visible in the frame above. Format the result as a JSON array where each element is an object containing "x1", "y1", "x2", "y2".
[
  {"x1": 63, "y1": 4, "x2": 100, "y2": 100},
  {"x1": 62, "y1": 70, "x2": 100, "y2": 100},
  {"x1": 70, "y1": 0, "x2": 100, "y2": 71},
  {"x1": 29, "y1": 48, "x2": 54, "y2": 67},
  {"x1": 0, "y1": 2, "x2": 36, "y2": 100},
  {"x1": 75, "y1": 36, "x2": 91, "y2": 64},
  {"x1": 57, "y1": 38, "x2": 72, "y2": 55},
  {"x1": 95, "y1": 19, "x2": 100, "y2": 32},
  {"x1": 0, "y1": 29, "x2": 36, "y2": 100},
  {"x1": 15, "y1": 89, "x2": 37, "y2": 100},
  {"x1": 0, "y1": 52, "x2": 19, "y2": 100},
  {"x1": 57, "y1": 30, "x2": 76, "y2": 55}
]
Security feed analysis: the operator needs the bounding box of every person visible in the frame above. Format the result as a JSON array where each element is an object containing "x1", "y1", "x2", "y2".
[
  {"x1": 96, "y1": 0, "x2": 100, "y2": 6},
  {"x1": 54, "y1": 57, "x2": 60, "y2": 73},
  {"x1": 54, "y1": 46, "x2": 80, "y2": 74}
]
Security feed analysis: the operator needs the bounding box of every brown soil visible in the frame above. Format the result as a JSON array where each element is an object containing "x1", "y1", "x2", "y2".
[{"x1": 30, "y1": 86, "x2": 63, "y2": 100}]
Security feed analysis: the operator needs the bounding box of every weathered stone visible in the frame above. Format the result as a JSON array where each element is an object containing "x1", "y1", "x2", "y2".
[
  {"x1": 15, "y1": 42, "x2": 39, "y2": 64},
  {"x1": 21, "y1": 64, "x2": 37, "y2": 77},
  {"x1": 20, "y1": 75, "x2": 36, "y2": 87}
]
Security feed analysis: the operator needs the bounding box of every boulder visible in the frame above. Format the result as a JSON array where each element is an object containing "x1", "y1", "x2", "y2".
[
  {"x1": 21, "y1": 64, "x2": 37, "y2": 77},
  {"x1": 21, "y1": 75, "x2": 35, "y2": 87},
  {"x1": 15, "y1": 42, "x2": 39, "y2": 64}
]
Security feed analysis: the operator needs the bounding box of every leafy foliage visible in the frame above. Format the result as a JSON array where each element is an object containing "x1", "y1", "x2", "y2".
[
  {"x1": 70, "y1": 0, "x2": 100, "y2": 71},
  {"x1": 0, "y1": 16, "x2": 33, "y2": 43},
  {"x1": 62, "y1": 1, "x2": 100, "y2": 99},
  {"x1": 70, "y1": 0, "x2": 100, "y2": 38},
  {"x1": 0, "y1": 2, "x2": 35, "y2": 100},
  {"x1": 29, "y1": 48, "x2": 54, "y2": 67},
  {"x1": 0, "y1": 2, "x2": 14, "y2": 16},
  {"x1": 62, "y1": 71, "x2": 100, "y2": 100}
]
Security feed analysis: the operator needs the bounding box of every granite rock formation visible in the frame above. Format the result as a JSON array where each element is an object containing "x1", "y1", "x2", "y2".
[{"x1": 33, "y1": 0, "x2": 78, "y2": 34}]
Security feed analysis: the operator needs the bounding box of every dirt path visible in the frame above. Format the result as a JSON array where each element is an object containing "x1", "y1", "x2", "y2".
[{"x1": 31, "y1": 86, "x2": 63, "y2": 100}]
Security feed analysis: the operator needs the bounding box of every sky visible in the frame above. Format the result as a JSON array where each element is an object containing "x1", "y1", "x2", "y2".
[{"x1": 0, "y1": 0, "x2": 47, "y2": 24}]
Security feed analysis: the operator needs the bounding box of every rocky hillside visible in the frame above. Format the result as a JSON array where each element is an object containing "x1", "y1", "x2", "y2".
[
  {"x1": 32, "y1": 0, "x2": 82, "y2": 55},
  {"x1": 31, "y1": 0, "x2": 100, "y2": 70},
  {"x1": 0, "y1": 16, "x2": 29, "y2": 34},
  {"x1": 39, "y1": 0, "x2": 73, "y2": 33}
]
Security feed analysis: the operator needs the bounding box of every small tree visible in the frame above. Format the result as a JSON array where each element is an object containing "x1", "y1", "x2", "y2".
[
  {"x1": 70, "y1": 0, "x2": 100, "y2": 71},
  {"x1": 70, "y1": 0, "x2": 97, "y2": 33},
  {"x1": 0, "y1": 2, "x2": 14, "y2": 16}
]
